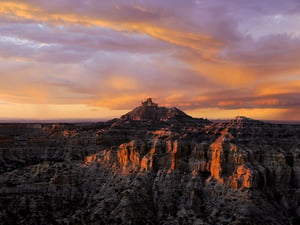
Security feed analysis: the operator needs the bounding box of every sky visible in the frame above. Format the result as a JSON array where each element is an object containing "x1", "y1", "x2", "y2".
[{"x1": 0, "y1": 0, "x2": 300, "y2": 121}]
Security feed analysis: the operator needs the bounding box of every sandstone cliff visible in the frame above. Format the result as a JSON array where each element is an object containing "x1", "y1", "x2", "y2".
[{"x1": 1, "y1": 101, "x2": 300, "y2": 225}]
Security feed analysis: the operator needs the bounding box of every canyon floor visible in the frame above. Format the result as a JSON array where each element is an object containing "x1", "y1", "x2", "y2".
[{"x1": 1, "y1": 99, "x2": 300, "y2": 225}]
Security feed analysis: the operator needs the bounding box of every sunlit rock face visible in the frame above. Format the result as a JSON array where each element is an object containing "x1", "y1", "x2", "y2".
[{"x1": 1, "y1": 101, "x2": 300, "y2": 225}]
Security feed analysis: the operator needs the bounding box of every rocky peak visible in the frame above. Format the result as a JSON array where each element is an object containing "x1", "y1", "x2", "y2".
[
  {"x1": 233, "y1": 116, "x2": 257, "y2": 123},
  {"x1": 120, "y1": 98, "x2": 193, "y2": 122},
  {"x1": 235, "y1": 116, "x2": 253, "y2": 122},
  {"x1": 229, "y1": 116, "x2": 264, "y2": 128}
]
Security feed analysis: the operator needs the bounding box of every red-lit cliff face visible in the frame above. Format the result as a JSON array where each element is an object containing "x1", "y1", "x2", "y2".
[
  {"x1": 1, "y1": 101, "x2": 300, "y2": 225},
  {"x1": 85, "y1": 115, "x2": 299, "y2": 191}
]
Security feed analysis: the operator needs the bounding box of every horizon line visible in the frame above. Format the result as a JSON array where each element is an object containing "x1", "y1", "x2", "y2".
[{"x1": 1, "y1": 118, "x2": 300, "y2": 124}]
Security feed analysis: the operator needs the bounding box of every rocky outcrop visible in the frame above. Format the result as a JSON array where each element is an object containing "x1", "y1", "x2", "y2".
[
  {"x1": 119, "y1": 98, "x2": 210, "y2": 125},
  {"x1": 1, "y1": 101, "x2": 300, "y2": 225}
]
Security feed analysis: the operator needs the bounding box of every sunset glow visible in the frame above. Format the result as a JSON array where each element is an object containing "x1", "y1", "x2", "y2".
[{"x1": 0, "y1": 0, "x2": 299, "y2": 120}]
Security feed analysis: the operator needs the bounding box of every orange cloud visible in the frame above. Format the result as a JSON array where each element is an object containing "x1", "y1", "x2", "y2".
[
  {"x1": 174, "y1": 50, "x2": 256, "y2": 86},
  {"x1": 256, "y1": 79, "x2": 300, "y2": 96},
  {"x1": 217, "y1": 100, "x2": 244, "y2": 107},
  {"x1": 253, "y1": 99, "x2": 279, "y2": 106},
  {"x1": 87, "y1": 94, "x2": 150, "y2": 109},
  {"x1": 0, "y1": 2, "x2": 41, "y2": 19},
  {"x1": 0, "y1": 1, "x2": 221, "y2": 54},
  {"x1": 106, "y1": 76, "x2": 138, "y2": 91}
]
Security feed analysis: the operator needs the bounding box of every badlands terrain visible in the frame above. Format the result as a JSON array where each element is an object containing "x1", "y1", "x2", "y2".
[{"x1": 1, "y1": 99, "x2": 300, "y2": 225}]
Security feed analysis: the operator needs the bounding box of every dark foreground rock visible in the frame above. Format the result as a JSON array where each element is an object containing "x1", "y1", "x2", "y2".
[{"x1": 1, "y1": 100, "x2": 300, "y2": 225}]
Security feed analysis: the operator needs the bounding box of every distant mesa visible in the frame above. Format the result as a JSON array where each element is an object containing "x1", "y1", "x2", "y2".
[
  {"x1": 120, "y1": 98, "x2": 205, "y2": 123},
  {"x1": 234, "y1": 116, "x2": 254, "y2": 121},
  {"x1": 232, "y1": 116, "x2": 264, "y2": 124}
]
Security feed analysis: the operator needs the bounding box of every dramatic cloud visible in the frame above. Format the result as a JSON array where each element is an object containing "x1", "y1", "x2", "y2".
[{"x1": 0, "y1": 0, "x2": 299, "y2": 120}]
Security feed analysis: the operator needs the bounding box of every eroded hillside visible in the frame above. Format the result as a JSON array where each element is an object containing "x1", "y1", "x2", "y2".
[{"x1": 1, "y1": 99, "x2": 300, "y2": 225}]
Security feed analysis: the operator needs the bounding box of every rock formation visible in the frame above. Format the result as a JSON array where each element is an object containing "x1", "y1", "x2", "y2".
[{"x1": 1, "y1": 99, "x2": 300, "y2": 225}]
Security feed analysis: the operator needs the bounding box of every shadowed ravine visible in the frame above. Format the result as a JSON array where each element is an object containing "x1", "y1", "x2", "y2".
[{"x1": 1, "y1": 99, "x2": 300, "y2": 225}]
